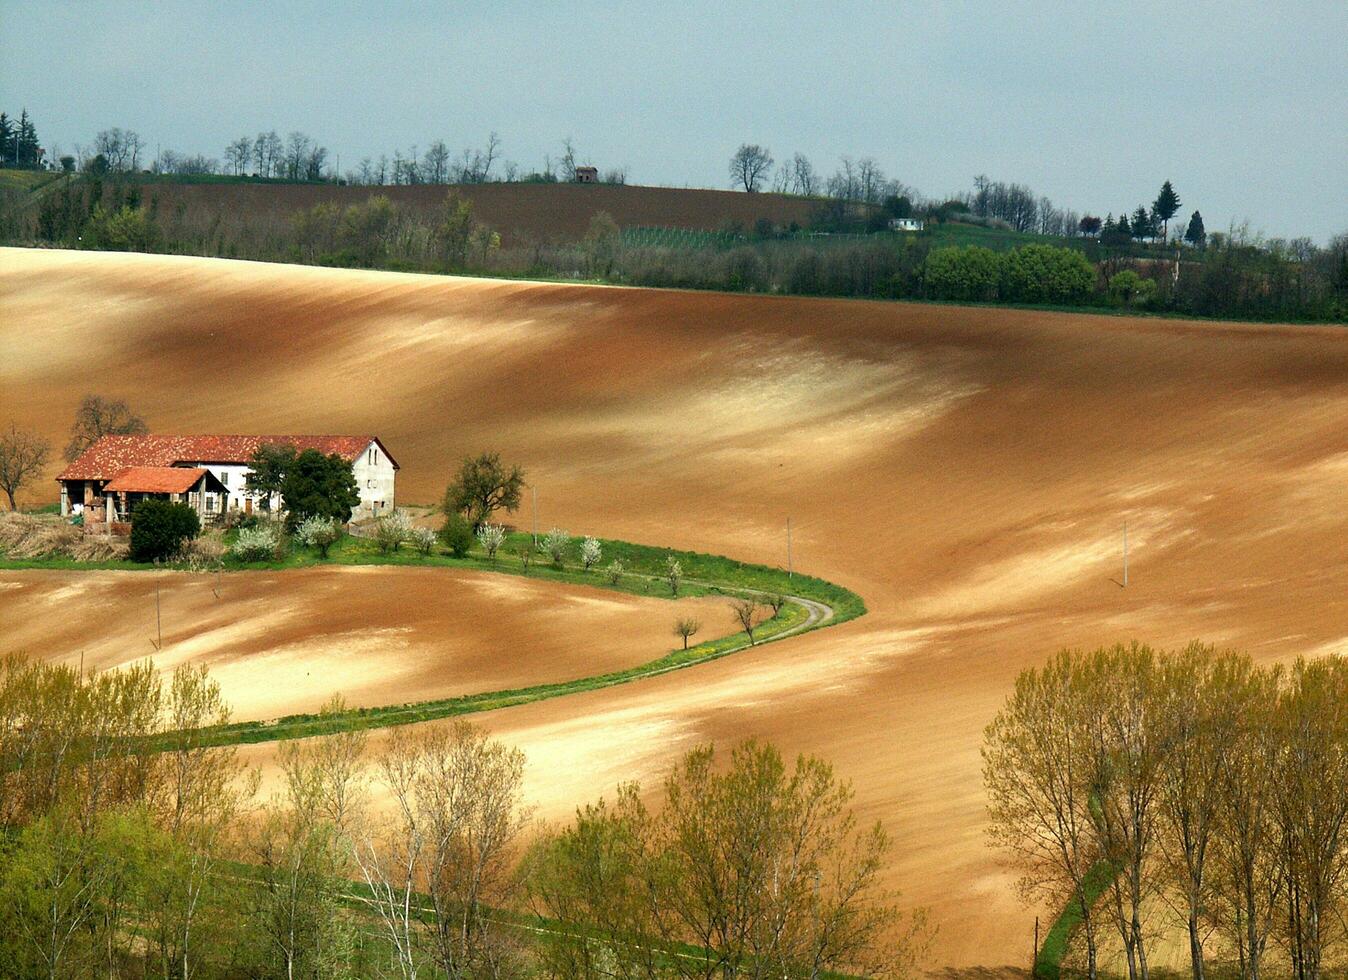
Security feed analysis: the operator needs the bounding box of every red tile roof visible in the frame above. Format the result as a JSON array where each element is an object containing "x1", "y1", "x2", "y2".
[
  {"x1": 104, "y1": 466, "x2": 212, "y2": 494},
  {"x1": 57, "y1": 435, "x2": 397, "y2": 481}
]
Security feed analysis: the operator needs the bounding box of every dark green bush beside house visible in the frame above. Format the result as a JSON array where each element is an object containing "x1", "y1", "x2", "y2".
[
  {"x1": 439, "y1": 513, "x2": 475, "y2": 558},
  {"x1": 129, "y1": 500, "x2": 200, "y2": 562}
]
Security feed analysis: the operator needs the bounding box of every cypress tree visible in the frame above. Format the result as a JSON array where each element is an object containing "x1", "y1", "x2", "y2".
[{"x1": 0, "y1": 112, "x2": 13, "y2": 165}]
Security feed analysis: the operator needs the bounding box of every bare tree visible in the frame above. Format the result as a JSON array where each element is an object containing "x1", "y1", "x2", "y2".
[
  {"x1": 253, "y1": 130, "x2": 282, "y2": 178},
  {"x1": 729, "y1": 597, "x2": 762, "y2": 645},
  {"x1": 354, "y1": 723, "x2": 529, "y2": 979},
  {"x1": 729, "y1": 143, "x2": 774, "y2": 193},
  {"x1": 423, "y1": 140, "x2": 450, "y2": 183},
  {"x1": 790, "y1": 152, "x2": 818, "y2": 195},
  {"x1": 224, "y1": 137, "x2": 252, "y2": 176},
  {"x1": 0, "y1": 422, "x2": 49, "y2": 510},
  {"x1": 984, "y1": 650, "x2": 1104, "y2": 980},
  {"x1": 65, "y1": 394, "x2": 148, "y2": 462},
  {"x1": 674, "y1": 617, "x2": 700, "y2": 650}
]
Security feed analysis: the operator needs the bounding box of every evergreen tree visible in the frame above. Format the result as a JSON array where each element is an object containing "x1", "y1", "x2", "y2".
[
  {"x1": 0, "y1": 112, "x2": 13, "y2": 165},
  {"x1": 16, "y1": 109, "x2": 40, "y2": 168},
  {"x1": 1153, "y1": 180, "x2": 1181, "y2": 240},
  {"x1": 1131, "y1": 205, "x2": 1153, "y2": 241},
  {"x1": 1184, "y1": 210, "x2": 1206, "y2": 247}
]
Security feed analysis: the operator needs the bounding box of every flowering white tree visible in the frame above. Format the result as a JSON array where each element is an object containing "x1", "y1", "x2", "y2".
[
  {"x1": 542, "y1": 527, "x2": 570, "y2": 567},
  {"x1": 665, "y1": 557, "x2": 682, "y2": 596},
  {"x1": 476, "y1": 522, "x2": 506, "y2": 560},
  {"x1": 579, "y1": 536, "x2": 602, "y2": 571},
  {"x1": 411, "y1": 527, "x2": 437, "y2": 556},
  {"x1": 295, "y1": 515, "x2": 341, "y2": 558},
  {"x1": 375, "y1": 509, "x2": 413, "y2": 554},
  {"x1": 606, "y1": 558, "x2": 626, "y2": 585},
  {"x1": 232, "y1": 525, "x2": 280, "y2": 562}
]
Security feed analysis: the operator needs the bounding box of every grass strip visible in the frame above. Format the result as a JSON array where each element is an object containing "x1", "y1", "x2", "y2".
[{"x1": 1034, "y1": 860, "x2": 1116, "y2": 979}]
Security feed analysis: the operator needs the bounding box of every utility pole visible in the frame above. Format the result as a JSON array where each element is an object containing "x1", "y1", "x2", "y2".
[
  {"x1": 786, "y1": 517, "x2": 793, "y2": 579},
  {"x1": 1033, "y1": 917, "x2": 1040, "y2": 977},
  {"x1": 532, "y1": 485, "x2": 538, "y2": 546}
]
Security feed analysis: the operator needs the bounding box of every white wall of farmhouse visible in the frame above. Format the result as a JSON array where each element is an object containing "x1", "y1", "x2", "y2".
[
  {"x1": 351, "y1": 441, "x2": 397, "y2": 519},
  {"x1": 181, "y1": 440, "x2": 394, "y2": 521}
]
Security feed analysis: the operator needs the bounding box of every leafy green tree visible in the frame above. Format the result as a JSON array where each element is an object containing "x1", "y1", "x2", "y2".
[
  {"x1": 83, "y1": 204, "x2": 160, "y2": 251},
  {"x1": 443, "y1": 451, "x2": 525, "y2": 531},
  {"x1": 439, "y1": 512, "x2": 475, "y2": 557},
  {"x1": 923, "y1": 245, "x2": 1001, "y2": 301},
  {"x1": 1184, "y1": 210, "x2": 1207, "y2": 247},
  {"x1": 279, "y1": 449, "x2": 361, "y2": 529},
  {"x1": 1000, "y1": 244, "x2": 1097, "y2": 304},
  {"x1": 245, "y1": 443, "x2": 296, "y2": 512},
  {"x1": 130, "y1": 500, "x2": 200, "y2": 562},
  {"x1": 1153, "y1": 180, "x2": 1182, "y2": 241},
  {"x1": 583, "y1": 210, "x2": 621, "y2": 277},
  {"x1": 1108, "y1": 270, "x2": 1158, "y2": 306},
  {"x1": 438, "y1": 190, "x2": 477, "y2": 269}
]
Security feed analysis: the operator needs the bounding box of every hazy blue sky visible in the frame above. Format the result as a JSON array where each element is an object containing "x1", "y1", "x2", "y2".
[{"x1": 3, "y1": 0, "x2": 1344, "y2": 240}]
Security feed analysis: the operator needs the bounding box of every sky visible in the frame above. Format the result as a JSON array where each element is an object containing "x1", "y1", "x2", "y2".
[{"x1": 2, "y1": 0, "x2": 1345, "y2": 241}]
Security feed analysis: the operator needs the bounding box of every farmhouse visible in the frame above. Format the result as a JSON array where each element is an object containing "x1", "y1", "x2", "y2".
[
  {"x1": 574, "y1": 165, "x2": 598, "y2": 183},
  {"x1": 57, "y1": 434, "x2": 398, "y2": 528},
  {"x1": 889, "y1": 217, "x2": 925, "y2": 232}
]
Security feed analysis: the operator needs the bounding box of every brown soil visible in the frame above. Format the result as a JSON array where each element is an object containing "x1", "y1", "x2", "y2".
[
  {"x1": 136, "y1": 180, "x2": 824, "y2": 246},
  {"x1": 6, "y1": 248, "x2": 1348, "y2": 968}
]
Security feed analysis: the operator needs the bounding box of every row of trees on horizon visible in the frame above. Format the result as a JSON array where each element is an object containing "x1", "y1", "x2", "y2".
[{"x1": 6, "y1": 107, "x2": 1332, "y2": 250}]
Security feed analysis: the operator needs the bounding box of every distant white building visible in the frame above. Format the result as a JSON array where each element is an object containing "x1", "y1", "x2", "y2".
[
  {"x1": 889, "y1": 217, "x2": 925, "y2": 232},
  {"x1": 58, "y1": 434, "x2": 399, "y2": 527}
]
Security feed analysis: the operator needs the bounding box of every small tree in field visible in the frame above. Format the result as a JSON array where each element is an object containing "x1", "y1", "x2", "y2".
[
  {"x1": 294, "y1": 515, "x2": 340, "y2": 558},
  {"x1": 729, "y1": 597, "x2": 762, "y2": 645},
  {"x1": 516, "y1": 545, "x2": 533, "y2": 575},
  {"x1": 579, "y1": 536, "x2": 601, "y2": 571},
  {"x1": 543, "y1": 528, "x2": 570, "y2": 567},
  {"x1": 443, "y1": 451, "x2": 524, "y2": 530},
  {"x1": 606, "y1": 558, "x2": 625, "y2": 585},
  {"x1": 476, "y1": 522, "x2": 506, "y2": 560},
  {"x1": 130, "y1": 500, "x2": 201, "y2": 563},
  {"x1": 438, "y1": 513, "x2": 473, "y2": 558},
  {"x1": 674, "y1": 617, "x2": 700, "y2": 650},
  {"x1": 764, "y1": 593, "x2": 787, "y2": 616},
  {"x1": 665, "y1": 557, "x2": 682, "y2": 596}
]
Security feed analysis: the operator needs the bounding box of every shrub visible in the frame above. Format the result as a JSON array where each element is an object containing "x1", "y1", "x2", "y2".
[
  {"x1": 1108, "y1": 269, "x2": 1159, "y2": 307},
  {"x1": 130, "y1": 500, "x2": 200, "y2": 563},
  {"x1": 1000, "y1": 244, "x2": 1096, "y2": 304},
  {"x1": 294, "y1": 515, "x2": 341, "y2": 558},
  {"x1": 232, "y1": 524, "x2": 280, "y2": 563},
  {"x1": 178, "y1": 534, "x2": 225, "y2": 566},
  {"x1": 374, "y1": 509, "x2": 413, "y2": 554},
  {"x1": 606, "y1": 558, "x2": 626, "y2": 585},
  {"x1": 438, "y1": 514, "x2": 473, "y2": 558},
  {"x1": 412, "y1": 526, "x2": 438, "y2": 556},
  {"x1": 543, "y1": 527, "x2": 570, "y2": 567},
  {"x1": 580, "y1": 536, "x2": 602, "y2": 571},
  {"x1": 923, "y1": 246, "x2": 1001, "y2": 301},
  {"x1": 477, "y1": 522, "x2": 506, "y2": 560}
]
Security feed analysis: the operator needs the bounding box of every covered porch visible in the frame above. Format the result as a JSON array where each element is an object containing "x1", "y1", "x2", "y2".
[{"x1": 93, "y1": 466, "x2": 230, "y2": 531}]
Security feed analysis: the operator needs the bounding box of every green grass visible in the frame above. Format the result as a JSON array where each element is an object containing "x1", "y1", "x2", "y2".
[
  {"x1": 1035, "y1": 861, "x2": 1116, "y2": 979},
  {"x1": 1, "y1": 525, "x2": 863, "y2": 748},
  {"x1": 0, "y1": 168, "x2": 60, "y2": 192}
]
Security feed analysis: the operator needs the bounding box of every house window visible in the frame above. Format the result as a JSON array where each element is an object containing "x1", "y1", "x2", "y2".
[
  {"x1": 368, "y1": 479, "x2": 376, "y2": 489},
  {"x1": 205, "y1": 495, "x2": 216, "y2": 513},
  {"x1": 220, "y1": 471, "x2": 229, "y2": 485},
  {"x1": 368, "y1": 447, "x2": 377, "y2": 465}
]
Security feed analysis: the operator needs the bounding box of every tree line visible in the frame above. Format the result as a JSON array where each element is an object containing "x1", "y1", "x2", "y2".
[
  {"x1": 0, "y1": 652, "x2": 926, "y2": 978},
  {"x1": 985, "y1": 642, "x2": 1348, "y2": 980}
]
